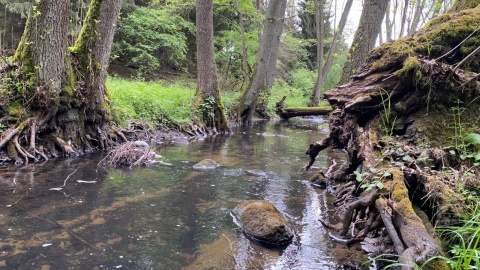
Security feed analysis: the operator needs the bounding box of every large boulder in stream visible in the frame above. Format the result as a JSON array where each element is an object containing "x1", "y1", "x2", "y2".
[
  {"x1": 231, "y1": 200, "x2": 293, "y2": 245},
  {"x1": 192, "y1": 159, "x2": 219, "y2": 170}
]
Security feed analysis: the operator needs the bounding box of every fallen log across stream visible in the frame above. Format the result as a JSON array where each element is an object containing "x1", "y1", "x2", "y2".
[
  {"x1": 306, "y1": 5, "x2": 480, "y2": 270},
  {"x1": 275, "y1": 96, "x2": 333, "y2": 119}
]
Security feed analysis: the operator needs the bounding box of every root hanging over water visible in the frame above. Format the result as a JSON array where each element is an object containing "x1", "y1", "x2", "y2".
[{"x1": 306, "y1": 7, "x2": 480, "y2": 268}]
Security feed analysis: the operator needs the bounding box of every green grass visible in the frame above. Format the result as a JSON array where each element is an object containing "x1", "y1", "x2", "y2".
[
  {"x1": 107, "y1": 77, "x2": 195, "y2": 126},
  {"x1": 434, "y1": 201, "x2": 480, "y2": 269},
  {"x1": 107, "y1": 71, "x2": 334, "y2": 128}
]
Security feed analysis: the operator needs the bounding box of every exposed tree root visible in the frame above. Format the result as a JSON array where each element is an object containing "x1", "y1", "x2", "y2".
[{"x1": 307, "y1": 7, "x2": 480, "y2": 268}]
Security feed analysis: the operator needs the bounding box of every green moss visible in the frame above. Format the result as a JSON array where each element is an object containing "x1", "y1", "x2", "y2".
[
  {"x1": 369, "y1": 6, "x2": 480, "y2": 74},
  {"x1": 393, "y1": 57, "x2": 421, "y2": 79},
  {"x1": 449, "y1": 0, "x2": 480, "y2": 11},
  {"x1": 71, "y1": 0, "x2": 102, "y2": 71},
  {"x1": 7, "y1": 141, "x2": 18, "y2": 161},
  {"x1": 61, "y1": 54, "x2": 77, "y2": 97},
  {"x1": 13, "y1": 16, "x2": 34, "y2": 75}
]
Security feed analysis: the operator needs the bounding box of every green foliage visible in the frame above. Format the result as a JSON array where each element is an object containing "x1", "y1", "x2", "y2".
[
  {"x1": 354, "y1": 167, "x2": 387, "y2": 192},
  {"x1": 215, "y1": 29, "x2": 259, "y2": 80},
  {"x1": 379, "y1": 88, "x2": 397, "y2": 137},
  {"x1": 433, "y1": 201, "x2": 480, "y2": 270},
  {"x1": 112, "y1": 7, "x2": 194, "y2": 77},
  {"x1": 198, "y1": 95, "x2": 216, "y2": 121},
  {"x1": 288, "y1": 68, "x2": 315, "y2": 97},
  {"x1": 107, "y1": 77, "x2": 195, "y2": 127}
]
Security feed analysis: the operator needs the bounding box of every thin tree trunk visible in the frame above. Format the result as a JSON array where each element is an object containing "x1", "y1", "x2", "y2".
[
  {"x1": 339, "y1": 0, "x2": 388, "y2": 84},
  {"x1": 399, "y1": 0, "x2": 409, "y2": 38},
  {"x1": 309, "y1": 0, "x2": 325, "y2": 107},
  {"x1": 408, "y1": 0, "x2": 426, "y2": 35},
  {"x1": 385, "y1": 0, "x2": 393, "y2": 42},
  {"x1": 321, "y1": 0, "x2": 353, "y2": 83},
  {"x1": 195, "y1": 0, "x2": 229, "y2": 132},
  {"x1": 233, "y1": 0, "x2": 250, "y2": 87},
  {"x1": 239, "y1": 0, "x2": 287, "y2": 123}
]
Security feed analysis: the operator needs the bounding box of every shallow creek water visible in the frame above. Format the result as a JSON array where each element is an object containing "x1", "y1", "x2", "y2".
[{"x1": 0, "y1": 120, "x2": 369, "y2": 269}]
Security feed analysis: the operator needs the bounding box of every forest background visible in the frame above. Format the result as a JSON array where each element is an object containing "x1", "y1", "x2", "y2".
[{"x1": 0, "y1": 0, "x2": 453, "y2": 129}]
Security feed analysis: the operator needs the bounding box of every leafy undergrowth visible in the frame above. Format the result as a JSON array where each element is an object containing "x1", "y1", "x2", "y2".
[
  {"x1": 107, "y1": 77, "x2": 196, "y2": 127},
  {"x1": 435, "y1": 200, "x2": 480, "y2": 270},
  {"x1": 107, "y1": 75, "x2": 331, "y2": 128}
]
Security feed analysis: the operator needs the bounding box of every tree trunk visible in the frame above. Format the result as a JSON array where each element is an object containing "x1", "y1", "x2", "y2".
[
  {"x1": 195, "y1": 0, "x2": 229, "y2": 133},
  {"x1": 239, "y1": 0, "x2": 287, "y2": 123},
  {"x1": 321, "y1": 0, "x2": 353, "y2": 83},
  {"x1": 385, "y1": 0, "x2": 393, "y2": 42},
  {"x1": 1, "y1": 0, "x2": 122, "y2": 164},
  {"x1": 309, "y1": 0, "x2": 325, "y2": 107},
  {"x1": 339, "y1": 0, "x2": 388, "y2": 85},
  {"x1": 408, "y1": 0, "x2": 426, "y2": 35},
  {"x1": 73, "y1": 0, "x2": 122, "y2": 127},
  {"x1": 14, "y1": 0, "x2": 69, "y2": 93},
  {"x1": 399, "y1": 0, "x2": 409, "y2": 38},
  {"x1": 307, "y1": 3, "x2": 479, "y2": 268},
  {"x1": 233, "y1": 0, "x2": 250, "y2": 89}
]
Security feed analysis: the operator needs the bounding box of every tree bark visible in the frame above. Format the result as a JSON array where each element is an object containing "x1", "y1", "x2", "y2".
[
  {"x1": 385, "y1": 0, "x2": 393, "y2": 42},
  {"x1": 74, "y1": 0, "x2": 122, "y2": 126},
  {"x1": 408, "y1": 0, "x2": 426, "y2": 35},
  {"x1": 339, "y1": 0, "x2": 388, "y2": 84},
  {"x1": 2, "y1": 0, "x2": 122, "y2": 163},
  {"x1": 321, "y1": 0, "x2": 353, "y2": 83},
  {"x1": 233, "y1": 0, "x2": 250, "y2": 88},
  {"x1": 309, "y1": 0, "x2": 325, "y2": 107},
  {"x1": 195, "y1": 0, "x2": 229, "y2": 133},
  {"x1": 399, "y1": 0, "x2": 409, "y2": 38},
  {"x1": 239, "y1": 0, "x2": 287, "y2": 123},
  {"x1": 14, "y1": 0, "x2": 69, "y2": 93}
]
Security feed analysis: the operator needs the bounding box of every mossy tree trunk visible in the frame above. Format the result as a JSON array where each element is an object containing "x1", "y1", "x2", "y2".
[
  {"x1": 308, "y1": 3, "x2": 480, "y2": 269},
  {"x1": 239, "y1": 0, "x2": 287, "y2": 124},
  {"x1": 0, "y1": 0, "x2": 122, "y2": 164},
  {"x1": 194, "y1": 0, "x2": 230, "y2": 133}
]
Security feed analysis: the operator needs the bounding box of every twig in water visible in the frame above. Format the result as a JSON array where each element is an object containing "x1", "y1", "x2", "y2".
[
  {"x1": 32, "y1": 215, "x2": 100, "y2": 251},
  {"x1": 6, "y1": 196, "x2": 24, "y2": 208},
  {"x1": 221, "y1": 234, "x2": 237, "y2": 266},
  {"x1": 62, "y1": 167, "x2": 79, "y2": 187}
]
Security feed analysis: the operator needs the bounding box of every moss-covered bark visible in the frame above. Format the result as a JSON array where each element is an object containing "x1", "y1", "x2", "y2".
[{"x1": 0, "y1": 0, "x2": 122, "y2": 163}]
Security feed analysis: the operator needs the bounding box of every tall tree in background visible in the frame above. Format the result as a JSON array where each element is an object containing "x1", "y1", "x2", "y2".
[
  {"x1": 320, "y1": 0, "x2": 352, "y2": 83},
  {"x1": 239, "y1": 0, "x2": 287, "y2": 123},
  {"x1": 194, "y1": 0, "x2": 229, "y2": 133},
  {"x1": 1, "y1": 0, "x2": 122, "y2": 163},
  {"x1": 339, "y1": 0, "x2": 388, "y2": 84},
  {"x1": 309, "y1": 0, "x2": 325, "y2": 106}
]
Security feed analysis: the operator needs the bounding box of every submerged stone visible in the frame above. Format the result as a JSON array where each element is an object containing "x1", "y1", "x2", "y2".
[
  {"x1": 231, "y1": 200, "x2": 293, "y2": 245},
  {"x1": 192, "y1": 159, "x2": 219, "y2": 170},
  {"x1": 133, "y1": 140, "x2": 149, "y2": 149},
  {"x1": 245, "y1": 169, "x2": 267, "y2": 177}
]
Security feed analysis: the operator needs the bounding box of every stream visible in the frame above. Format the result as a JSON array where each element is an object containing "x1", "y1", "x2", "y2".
[{"x1": 0, "y1": 120, "x2": 369, "y2": 269}]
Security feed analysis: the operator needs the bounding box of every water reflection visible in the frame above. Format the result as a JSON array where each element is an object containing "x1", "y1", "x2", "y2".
[{"x1": 0, "y1": 119, "x2": 368, "y2": 269}]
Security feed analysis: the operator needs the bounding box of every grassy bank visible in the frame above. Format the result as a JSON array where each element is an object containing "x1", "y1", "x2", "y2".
[{"x1": 107, "y1": 76, "x2": 319, "y2": 128}]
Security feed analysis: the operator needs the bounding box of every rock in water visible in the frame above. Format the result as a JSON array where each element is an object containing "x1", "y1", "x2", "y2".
[
  {"x1": 192, "y1": 159, "x2": 219, "y2": 170},
  {"x1": 133, "y1": 140, "x2": 149, "y2": 149},
  {"x1": 231, "y1": 200, "x2": 293, "y2": 245},
  {"x1": 310, "y1": 170, "x2": 328, "y2": 188}
]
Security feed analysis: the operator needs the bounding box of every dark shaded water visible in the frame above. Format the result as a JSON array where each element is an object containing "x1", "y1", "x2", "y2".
[{"x1": 0, "y1": 120, "x2": 368, "y2": 269}]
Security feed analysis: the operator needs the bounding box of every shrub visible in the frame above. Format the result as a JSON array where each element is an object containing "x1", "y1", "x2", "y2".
[{"x1": 112, "y1": 8, "x2": 194, "y2": 77}]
